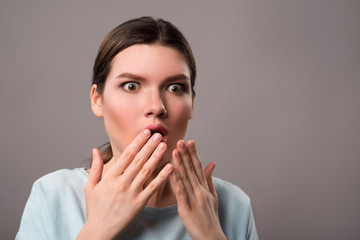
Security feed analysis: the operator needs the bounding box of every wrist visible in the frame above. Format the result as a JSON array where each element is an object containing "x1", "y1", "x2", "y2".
[
  {"x1": 77, "y1": 221, "x2": 113, "y2": 240},
  {"x1": 192, "y1": 231, "x2": 226, "y2": 240},
  {"x1": 204, "y1": 229, "x2": 227, "y2": 240}
]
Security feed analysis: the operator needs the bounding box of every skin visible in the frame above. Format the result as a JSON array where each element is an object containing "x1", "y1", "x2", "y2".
[{"x1": 77, "y1": 44, "x2": 226, "y2": 240}]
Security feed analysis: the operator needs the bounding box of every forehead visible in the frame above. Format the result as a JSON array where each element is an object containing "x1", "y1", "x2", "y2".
[{"x1": 107, "y1": 44, "x2": 190, "y2": 81}]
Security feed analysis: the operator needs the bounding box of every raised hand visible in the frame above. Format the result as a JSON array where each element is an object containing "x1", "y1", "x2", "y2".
[
  {"x1": 171, "y1": 140, "x2": 227, "y2": 240},
  {"x1": 77, "y1": 129, "x2": 173, "y2": 240}
]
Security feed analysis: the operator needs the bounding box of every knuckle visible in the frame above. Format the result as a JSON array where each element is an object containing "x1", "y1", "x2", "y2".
[
  {"x1": 141, "y1": 166, "x2": 152, "y2": 177},
  {"x1": 132, "y1": 156, "x2": 143, "y2": 167},
  {"x1": 136, "y1": 133, "x2": 147, "y2": 143},
  {"x1": 147, "y1": 182, "x2": 157, "y2": 192},
  {"x1": 182, "y1": 176, "x2": 191, "y2": 186},
  {"x1": 195, "y1": 189, "x2": 206, "y2": 201},
  {"x1": 152, "y1": 150, "x2": 163, "y2": 161},
  {"x1": 188, "y1": 164, "x2": 194, "y2": 173},
  {"x1": 175, "y1": 185, "x2": 185, "y2": 195},
  {"x1": 188, "y1": 146, "x2": 196, "y2": 155},
  {"x1": 179, "y1": 147, "x2": 187, "y2": 155},
  {"x1": 160, "y1": 170, "x2": 169, "y2": 180},
  {"x1": 117, "y1": 182, "x2": 126, "y2": 192},
  {"x1": 194, "y1": 160, "x2": 203, "y2": 169},
  {"x1": 122, "y1": 151, "x2": 134, "y2": 160}
]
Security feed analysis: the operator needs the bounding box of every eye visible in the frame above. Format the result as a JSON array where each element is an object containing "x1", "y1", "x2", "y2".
[
  {"x1": 167, "y1": 83, "x2": 184, "y2": 94},
  {"x1": 122, "y1": 82, "x2": 140, "y2": 92}
]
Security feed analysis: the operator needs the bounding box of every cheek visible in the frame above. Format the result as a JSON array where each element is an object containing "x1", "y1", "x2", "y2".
[
  {"x1": 164, "y1": 101, "x2": 192, "y2": 159},
  {"x1": 102, "y1": 97, "x2": 140, "y2": 147},
  {"x1": 105, "y1": 99, "x2": 137, "y2": 125},
  {"x1": 169, "y1": 100, "x2": 193, "y2": 131},
  {"x1": 178, "y1": 98, "x2": 193, "y2": 119}
]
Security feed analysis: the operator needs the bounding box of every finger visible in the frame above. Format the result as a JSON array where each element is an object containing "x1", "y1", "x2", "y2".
[
  {"x1": 86, "y1": 148, "x2": 104, "y2": 189},
  {"x1": 139, "y1": 163, "x2": 173, "y2": 202},
  {"x1": 177, "y1": 140, "x2": 200, "y2": 188},
  {"x1": 204, "y1": 162, "x2": 217, "y2": 198},
  {"x1": 132, "y1": 141, "x2": 167, "y2": 187},
  {"x1": 170, "y1": 169, "x2": 189, "y2": 207},
  {"x1": 187, "y1": 140, "x2": 208, "y2": 188},
  {"x1": 108, "y1": 129, "x2": 151, "y2": 176},
  {"x1": 172, "y1": 147, "x2": 195, "y2": 197},
  {"x1": 122, "y1": 133, "x2": 163, "y2": 184}
]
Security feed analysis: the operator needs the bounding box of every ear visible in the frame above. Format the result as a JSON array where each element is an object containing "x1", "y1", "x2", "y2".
[{"x1": 90, "y1": 84, "x2": 103, "y2": 117}]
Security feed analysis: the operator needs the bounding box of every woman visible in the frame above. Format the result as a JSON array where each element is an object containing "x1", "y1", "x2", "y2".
[{"x1": 16, "y1": 17, "x2": 258, "y2": 240}]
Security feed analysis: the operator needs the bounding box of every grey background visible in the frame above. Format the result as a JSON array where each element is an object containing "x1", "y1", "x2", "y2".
[{"x1": 1, "y1": 0, "x2": 359, "y2": 239}]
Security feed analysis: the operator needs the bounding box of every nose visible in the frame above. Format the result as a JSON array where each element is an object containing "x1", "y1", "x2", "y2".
[{"x1": 144, "y1": 90, "x2": 168, "y2": 119}]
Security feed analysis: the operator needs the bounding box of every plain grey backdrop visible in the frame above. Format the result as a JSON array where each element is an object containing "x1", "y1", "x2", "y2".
[{"x1": 1, "y1": 0, "x2": 359, "y2": 239}]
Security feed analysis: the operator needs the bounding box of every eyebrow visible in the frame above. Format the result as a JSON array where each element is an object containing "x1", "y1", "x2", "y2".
[{"x1": 116, "y1": 72, "x2": 190, "y2": 83}]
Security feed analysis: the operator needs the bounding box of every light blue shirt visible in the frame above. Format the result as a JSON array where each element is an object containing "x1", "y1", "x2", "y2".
[{"x1": 16, "y1": 168, "x2": 258, "y2": 240}]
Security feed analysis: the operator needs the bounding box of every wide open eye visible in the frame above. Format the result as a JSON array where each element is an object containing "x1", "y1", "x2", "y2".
[
  {"x1": 122, "y1": 82, "x2": 140, "y2": 92},
  {"x1": 167, "y1": 83, "x2": 184, "y2": 94}
]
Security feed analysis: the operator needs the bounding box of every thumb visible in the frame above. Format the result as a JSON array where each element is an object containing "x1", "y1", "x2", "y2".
[
  {"x1": 86, "y1": 148, "x2": 104, "y2": 189},
  {"x1": 204, "y1": 161, "x2": 217, "y2": 198}
]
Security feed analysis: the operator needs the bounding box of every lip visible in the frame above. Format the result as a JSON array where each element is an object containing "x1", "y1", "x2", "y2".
[{"x1": 145, "y1": 124, "x2": 168, "y2": 143}]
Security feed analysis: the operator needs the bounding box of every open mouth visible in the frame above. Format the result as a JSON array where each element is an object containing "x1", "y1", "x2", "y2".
[
  {"x1": 145, "y1": 124, "x2": 168, "y2": 142},
  {"x1": 151, "y1": 130, "x2": 164, "y2": 137}
]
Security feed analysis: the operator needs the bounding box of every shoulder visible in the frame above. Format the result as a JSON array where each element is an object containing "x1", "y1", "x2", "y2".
[
  {"x1": 213, "y1": 177, "x2": 250, "y2": 206},
  {"x1": 33, "y1": 168, "x2": 88, "y2": 195},
  {"x1": 28, "y1": 168, "x2": 88, "y2": 218},
  {"x1": 212, "y1": 178, "x2": 252, "y2": 223},
  {"x1": 17, "y1": 168, "x2": 89, "y2": 239},
  {"x1": 213, "y1": 177, "x2": 258, "y2": 239}
]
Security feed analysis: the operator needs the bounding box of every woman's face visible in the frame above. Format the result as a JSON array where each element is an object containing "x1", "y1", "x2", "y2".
[{"x1": 91, "y1": 44, "x2": 193, "y2": 165}]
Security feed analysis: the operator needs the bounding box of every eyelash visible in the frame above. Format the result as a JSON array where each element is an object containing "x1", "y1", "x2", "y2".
[
  {"x1": 120, "y1": 82, "x2": 187, "y2": 94},
  {"x1": 121, "y1": 82, "x2": 140, "y2": 92},
  {"x1": 167, "y1": 83, "x2": 186, "y2": 94}
]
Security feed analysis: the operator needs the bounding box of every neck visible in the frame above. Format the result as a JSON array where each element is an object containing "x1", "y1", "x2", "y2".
[{"x1": 144, "y1": 167, "x2": 177, "y2": 208}]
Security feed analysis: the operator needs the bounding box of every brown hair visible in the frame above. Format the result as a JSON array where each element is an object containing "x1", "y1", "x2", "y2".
[{"x1": 91, "y1": 16, "x2": 197, "y2": 165}]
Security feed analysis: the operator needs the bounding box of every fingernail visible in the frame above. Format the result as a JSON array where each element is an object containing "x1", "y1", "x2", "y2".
[
  {"x1": 143, "y1": 129, "x2": 151, "y2": 138},
  {"x1": 165, "y1": 164, "x2": 173, "y2": 172},
  {"x1": 159, "y1": 142, "x2": 167, "y2": 151},
  {"x1": 178, "y1": 140, "x2": 185, "y2": 149},
  {"x1": 153, "y1": 133, "x2": 162, "y2": 142}
]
